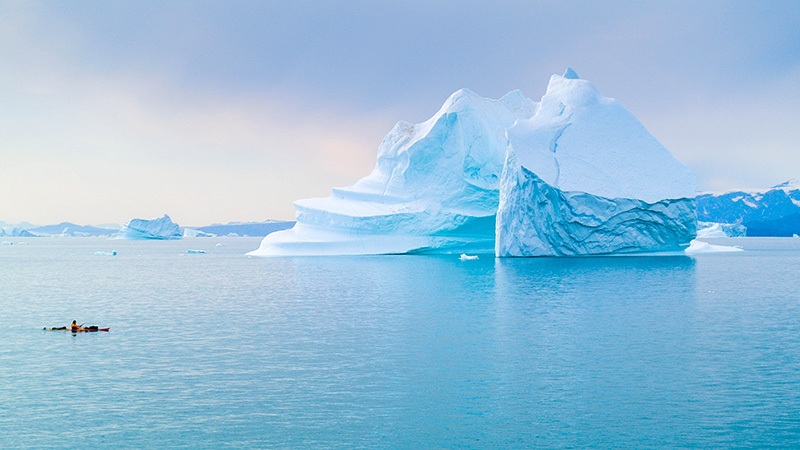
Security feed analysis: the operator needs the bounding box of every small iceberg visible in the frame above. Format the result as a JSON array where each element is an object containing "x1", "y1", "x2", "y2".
[
  {"x1": 117, "y1": 214, "x2": 182, "y2": 240},
  {"x1": 215, "y1": 242, "x2": 227, "y2": 247},
  {"x1": 94, "y1": 251, "x2": 117, "y2": 256},
  {"x1": 459, "y1": 253, "x2": 479, "y2": 261},
  {"x1": 1, "y1": 241, "x2": 12, "y2": 245},
  {"x1": 685, "y1": 240, "x2": 743, "y2": 254},
  {"x1": 186, "y1": 249, "x2": 206, "y2": 254},
  {"x1": 183, "y1": 228, "x2": 215, "y2": 238}
]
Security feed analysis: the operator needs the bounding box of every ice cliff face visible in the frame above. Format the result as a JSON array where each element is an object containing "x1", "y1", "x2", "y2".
[
  {"x1": 496, "y1": 71, "x2": 696, "y2": 256},
  {"x1": 249, "y1": 69, "x2": 696, "y2": 257},
  {"x1": 117, "y1": 214, "x2": 182, "y2": 240}
]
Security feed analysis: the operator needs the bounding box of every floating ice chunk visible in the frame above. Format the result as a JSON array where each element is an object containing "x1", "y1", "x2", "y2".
[
  {"x1": 93, "y1": 250, "x2": 117, "y2": 256},
  {"x1": 186, "y1": 249, "x2": 206, "y2": 254},
  {"x1": 684, "y1": 240, "x2": 743, "y2": 254},
  {"x1": 459, "y1": 253, "x2": 479, "y2": 261},
  {"x1": 1, "y1": 241, "x2": 12, "y2": 245},
  {"x1": 215, "y1": 242, "x2": 227, "y2": 247}
]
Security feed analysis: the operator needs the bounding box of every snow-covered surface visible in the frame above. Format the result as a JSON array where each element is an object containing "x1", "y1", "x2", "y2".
[
  {"x1": 117, "y1": 214, "x2": 182, "y2": 240},
  {"x1": 685, "y1": 240, "x2": 743, "y2": 254},
  {"x1": 505, "y1": 73, "x2": 694, "y2": 203},
  {"x1": 250, "y1": 69, "x2": 696, "y2": 257}
]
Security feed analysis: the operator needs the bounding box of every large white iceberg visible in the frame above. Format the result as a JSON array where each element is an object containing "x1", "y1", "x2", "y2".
[
  {"x1": 249, "y1": 69, "x2": 695, "y2": 257},
  {"x1": 117, "y1": 214, "x2": 182, "y2": 240}
]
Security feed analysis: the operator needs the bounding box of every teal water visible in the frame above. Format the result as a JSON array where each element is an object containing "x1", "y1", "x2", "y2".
[{"x1": 1, "y1": 237, "x2": 799, "y2": 447}]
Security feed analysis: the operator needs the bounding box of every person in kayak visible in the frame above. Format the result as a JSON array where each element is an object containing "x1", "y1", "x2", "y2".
[{"x1": 71, "y1": 320, "x2": 84, "y2": 331}]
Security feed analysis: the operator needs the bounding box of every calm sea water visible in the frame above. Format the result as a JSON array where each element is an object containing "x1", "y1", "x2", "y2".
[{"x1": 1, "y1": 237, "x2": 799, "y2": 448}]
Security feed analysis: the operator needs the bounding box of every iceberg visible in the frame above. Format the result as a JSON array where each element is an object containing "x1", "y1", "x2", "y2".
[
  {"x1": 685, "y1": 240, "x2": 743, "y2": 254},
  {"x1": 249, "y1": 69, "x2": 695, "y2": 257},
  {"x1": 183, "y1": 228, "x2": 215, "y2": 238},
  {"x1": 117, "y1": 214, "x2": 182, "y2": 240},
  {"x1": 696, "y1": 221, "x2": 746, "y2": 238}
]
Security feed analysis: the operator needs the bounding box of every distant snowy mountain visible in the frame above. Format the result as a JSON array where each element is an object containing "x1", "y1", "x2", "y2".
[
  {"x1": 191, "y1": 221, "x2": 295, "y2": 237},
  {"x1": 0, "y1": 221, "x2": 36, "y2": 237},
  {"x1": 1, "y1": 218, "x2": 293, "y2": 238},
  {"x1": 696, "y1": 180, "x2": 800, "y2": 236},
  {"x1": 26, "y1": 222, "x2": 119, "y2": 237}
]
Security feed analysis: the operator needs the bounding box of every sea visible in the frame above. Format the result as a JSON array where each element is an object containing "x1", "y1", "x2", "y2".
[{"x1": 1, "y1": 237, "x2": 799, "y2": 448}]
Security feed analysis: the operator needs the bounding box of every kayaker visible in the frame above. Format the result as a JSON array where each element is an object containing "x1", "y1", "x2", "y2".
[{"x1": 71, "y1": 320, "x2": 84, "y2": 331}]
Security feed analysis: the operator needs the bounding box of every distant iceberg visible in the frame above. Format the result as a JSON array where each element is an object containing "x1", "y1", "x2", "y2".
[
  {"x1": 117, "y1": 214, "x2": 182, "y2": 240},
  {"x1": 183, "y1": 228, "x2": 215, "y2": 238},
  {"x1": 249, "y1": 69, "x2": 696, "y2": 257},
  {"x1": 696, "y1": 222, "x2": 746, "y2": 238}
]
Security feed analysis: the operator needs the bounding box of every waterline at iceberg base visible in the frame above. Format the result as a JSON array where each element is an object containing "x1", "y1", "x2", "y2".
[{"x1": 248, "y1": 68, "x2": 696, "y2": 257}]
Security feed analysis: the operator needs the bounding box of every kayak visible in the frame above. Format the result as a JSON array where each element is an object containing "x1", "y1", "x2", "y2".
[{"x1": 44, "y1": 326, "x2": 110, "y2": 332}]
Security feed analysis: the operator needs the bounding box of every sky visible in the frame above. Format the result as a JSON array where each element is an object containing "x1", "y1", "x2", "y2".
[{"x1": 2, "y1": 1, "x2": 799, "y2": 226}]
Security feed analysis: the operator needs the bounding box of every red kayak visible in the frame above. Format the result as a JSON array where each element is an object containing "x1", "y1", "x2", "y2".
[{"x1": 44, "y1": 326, "x2": 110, "y2": 332}]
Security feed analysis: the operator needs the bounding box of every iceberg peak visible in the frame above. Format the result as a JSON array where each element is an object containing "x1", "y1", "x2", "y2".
[
  {"x1": 563, "y1": 67, "x2": 579, "y2": 79},
  {"x1": 772, "y1": 179, "x2": 800, "y2": 191}
]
